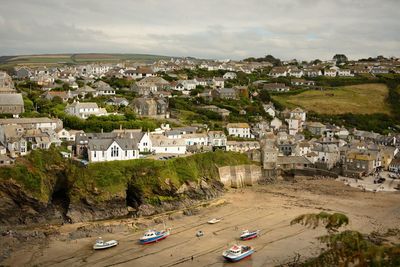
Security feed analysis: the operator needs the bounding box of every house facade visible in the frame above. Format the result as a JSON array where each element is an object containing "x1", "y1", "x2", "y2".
[{"x1": 227, "y1": 123, "x2": 254, "y2": 138}]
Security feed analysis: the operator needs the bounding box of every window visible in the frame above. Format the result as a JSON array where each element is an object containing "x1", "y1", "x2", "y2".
[
  {"x1": 111, "y1": 145, "x2": 119, "y2": 157},
  {"x1": 125, "y1": 150, "x2": 128, "y2": 157},
  {"x1": 94, "y1": 151, "x2": 97, "y2": 158}
]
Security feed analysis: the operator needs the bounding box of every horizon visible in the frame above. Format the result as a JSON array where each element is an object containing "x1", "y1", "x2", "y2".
[
  {"x1": 0, "y1": 52, "x2": 397, "y2": 63},
  {"x1": 1, "y1": 0, "x2": 399, "y2": 61}
]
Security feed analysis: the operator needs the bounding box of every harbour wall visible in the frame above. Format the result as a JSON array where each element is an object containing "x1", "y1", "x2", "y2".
[{"x1": 218, "y1": 164, "x2": 262, "y2": 188}]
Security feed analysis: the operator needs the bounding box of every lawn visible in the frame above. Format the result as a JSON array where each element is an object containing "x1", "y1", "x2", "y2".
[{"x1": 273, "y1": 83, "x2": 390, "y2": 115}]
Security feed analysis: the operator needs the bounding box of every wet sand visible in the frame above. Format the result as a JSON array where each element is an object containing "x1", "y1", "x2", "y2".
[{"x1": 3, "y1": 178, "x2": 400, "y2": 267}]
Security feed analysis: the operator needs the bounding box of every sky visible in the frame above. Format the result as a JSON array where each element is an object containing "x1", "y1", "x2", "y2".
[{"x1": 0, "y1": 0, "x2": 399, "y2": 60}]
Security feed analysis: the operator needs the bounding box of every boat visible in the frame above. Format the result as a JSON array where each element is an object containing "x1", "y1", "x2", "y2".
[
  {"x1": 222, "y1": 244, "x2": 254, "y2": 262},
  {"x1": 139, "y1": 229, "x2": 170, "y2": 244},
  {"x1": 93, "y1": 238, "x2": 118, "y2": 250},
  {"x1": 207, "y1": 218, "x2": 221, "y2": 224},
  {"x1": 240, "y1": 230, "x2": 260, "y2": 240},
  {"x1": 196, "y1": 230, "x2": 204, "y2": 237}
]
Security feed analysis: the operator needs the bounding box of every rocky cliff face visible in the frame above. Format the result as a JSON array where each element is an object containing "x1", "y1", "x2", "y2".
[
  {"x1": 0, "y1": 177, "x2": 224, "y2": 225},
  {"x1": 0, "y1": 180, "x2": 64, "y2": 225},
  {"x1": 0, "y1": 150, "x2": 248, "y2": 226}
]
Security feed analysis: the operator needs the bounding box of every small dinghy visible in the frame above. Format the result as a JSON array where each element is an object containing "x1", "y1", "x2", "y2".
[
  {"x1": 139, "y1": 229, "x2": 170, "y2": 244},
  {"x1": 196, "y1": 230, "x2": 204, "y2": 237},
  {"x1": 222, "y1": 244, "x2": 254, "y2": 262},
  {"x1": 240, "y1": 230, "x2": 260, "y2": 240},
  {"x1": 207, "y1": 218, "x2": 221, "y2": 224},
  {"x1": 93, "y1": 238, "x2": 118, "y2": 250}
]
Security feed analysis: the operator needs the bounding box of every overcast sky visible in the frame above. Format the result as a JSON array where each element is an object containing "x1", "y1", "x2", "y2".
[{"x1": 0, "y1": 0, "x2": 399, "y2": 60}]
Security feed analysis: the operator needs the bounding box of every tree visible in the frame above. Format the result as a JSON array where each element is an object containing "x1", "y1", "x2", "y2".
[
  {"x1": 291, "y1": 212, "x2": 400, "y2": 266},
  {"x1": 258, "y1": 90, "x2": 271, "y2": 103},
  {"x1": 312, "y1": 59, "x2": 322, "y2": 65},
  {"x1": 333, "y1": 54, "x2": 348, "y2": 65}
]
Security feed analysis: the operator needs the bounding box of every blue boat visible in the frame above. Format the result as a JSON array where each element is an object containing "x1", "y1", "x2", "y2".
[
  {"x1": 139, "y1": 229, "x2": 170, "y2": 244},
  {"x1": 222, "y1": 245, "x2": 254, "y2": 262}
]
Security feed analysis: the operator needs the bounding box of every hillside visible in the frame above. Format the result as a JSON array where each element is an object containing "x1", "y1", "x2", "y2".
[
  {"x1": 0, "y1": 53, "x2": 175, "y2": 67},
  {"x1": 272, "y1": 83, "x2": 391, "y2": 115},
  {"x1": 0, "y1": 148, "x2": 250, "y2": 225}
]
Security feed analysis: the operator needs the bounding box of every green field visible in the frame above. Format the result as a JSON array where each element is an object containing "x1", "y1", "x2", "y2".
[
  {"x1": 0, "y1": 53, "x2": 174, "y2": 67},
  {"x1": 273, "y1": 83, "x2": 391, "y2": 115}
]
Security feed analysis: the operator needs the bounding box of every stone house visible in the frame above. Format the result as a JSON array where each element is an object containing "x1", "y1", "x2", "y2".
[
  {"x1": 131, "y1": 97, "x2": 169, "y2": 119},
  {"x1": 0, "y1": 94, "x2": 24, "y2": 117}
]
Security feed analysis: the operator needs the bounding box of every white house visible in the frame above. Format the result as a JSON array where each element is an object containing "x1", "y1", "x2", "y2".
[
  {"x1": 111, "y1": 129, "x2": 152, "y2": 153},
  {"x1": 226, "y1": 141, "x2": 260, "y2": 152},
  {"x1": 269, "y1": 67, "x2": 288, "y2": 78},
  {"x1": 289, "y1": 70, "x2": 303, "y2": 78},
  {"x1": 207, "y1": 131, "x2": 227, "y2": 147},
  {"x1": 223, "y1": 72, "x2": 237, "y2": 80},
  {"x1": 270, "y1": 118, "x2": 282, "y2": 130},
  {"x1": 324, "y1": 69, "x2": 337, "y2": 77},
  {"x1": 179, "y1": 80, "x2": 197, "y2": 90},
  {"x1": 338, "y1": 69, "x2": 353, "y2": 77},
  {"x1": 297, "y1": 141, "x2": 312, "y2": 156},
  {"x1": 183, "y1": 133, "x2": 208, "y2": 146},
  {"x1": 286, "y1": 117, "x2": 302, "y2": 135},
  {"x1": 212, "y1": 77, "x2": 225, "y2": 88},
  {"x1": 65, "y1": 101, "x2": 108, "y2": 119},
  {"x1": 88, "y1": 138, "x2": 139, "y2": 162},
  {"x1": 150, "y1": 134, "x2": 186, "y2": 154},
  {"x1": 290, "y1": 107, "x2": 307, "y2": 123},
  {"x1": 263, "y1": 103, "x2": 276, "y2": 118},
  {"x1": 226, "y1": 123, "x2": 254, "y2": 138},
  {"x1": 56, "y1": 128, "x2": 73, "y2": 141}
]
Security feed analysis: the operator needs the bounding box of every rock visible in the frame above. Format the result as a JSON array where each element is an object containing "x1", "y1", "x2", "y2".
[
  {"x1": 137, "y1": 204, "x2": 156, "y2": 217},
  {"x1": 177, "y1": 183, "x2": 189, "y2": 194}
]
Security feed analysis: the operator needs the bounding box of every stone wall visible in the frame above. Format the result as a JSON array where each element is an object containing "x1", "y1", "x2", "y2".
[{"x1": 218, "y1": 164, "x2": 262, "y2": 188}]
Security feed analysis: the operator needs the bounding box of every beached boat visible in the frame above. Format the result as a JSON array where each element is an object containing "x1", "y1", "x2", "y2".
[
  {"x1": 207, "y1": 218, "x2": 221, "y2": 224},
  {"x1": 222, "y1": 244, "x2": 254, "y2": 262},
  {"x1": 240, "y1": 230, "x2": 260, "y2": 240},
  {"x1": 196, "y1": 230, "x2": 204, "y2": 237},
  {"x1": 93, "y1": 238, "x2": 118, "y2": 250},
  {"x1": 139, "y1": 229, "x2": 170, "y2": 244}
]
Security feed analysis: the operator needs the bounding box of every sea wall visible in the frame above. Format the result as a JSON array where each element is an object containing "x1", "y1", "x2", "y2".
[{"x1": 218, "y1": 164, "x2": 262, "y2": 188}]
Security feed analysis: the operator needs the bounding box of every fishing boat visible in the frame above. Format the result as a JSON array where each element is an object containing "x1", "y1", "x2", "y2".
[
  {"x1": 139, "y1": 229, "x2": 170, "y2": 244},
  {"x1": 240, "y1": 230, "x2": 260, "y2": 240},
  {"x1": 93, "y1": 238, "x2": 118, "y2": 250},
  {"x1": 222, "y1": 244, "x2": 254, "y2": 262},
  {"x1": 207, "y1": 218, "x2": 221, "y2": 224}
]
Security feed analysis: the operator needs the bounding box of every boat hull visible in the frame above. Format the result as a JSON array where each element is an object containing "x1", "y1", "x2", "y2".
[
  {"x1": 93, "y1": 242, "x2": 118, "y2": 250},
  {"x1": 140, "y1": 234, "x2": 169, "y2": 244},
  {"x1": 223, "y1": 250, "x2": 254, "y2": 262},
  {"x1": 240, "y1": 233, "x2": 259, "y2": 241}
]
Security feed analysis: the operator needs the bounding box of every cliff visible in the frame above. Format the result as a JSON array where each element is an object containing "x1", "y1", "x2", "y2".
[{"x1": 0, "y1": 148, "x2": 250, "y2": 225}]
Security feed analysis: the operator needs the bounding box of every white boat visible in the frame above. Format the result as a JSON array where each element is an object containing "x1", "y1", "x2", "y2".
[
  {"x1": 93, "y1": 238, "x2": 118, "y2": 250},
  {"x1": 240, "y1": 230, "x2": 260, "y2": 240},
  {"x1": 207, "y1": 218, "x2": 221, "y2": 224},
  {"x1": 139, "y1": 229, "x2": 170, "y2": 244},
  {"x1": 222, "y1": 244, "x2": 254, "y2": 262}
]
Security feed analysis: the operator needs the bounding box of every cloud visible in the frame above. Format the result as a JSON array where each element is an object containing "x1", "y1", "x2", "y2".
[{"x1": 0, "y1": 0, "x2": 399, "y2": 60}]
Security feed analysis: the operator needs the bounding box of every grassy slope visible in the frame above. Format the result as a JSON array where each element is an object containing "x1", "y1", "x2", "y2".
[
  {"x1": 273, "y1": 83, "x2": 390, "y2": 115},
  {"x1": 0, "y1": 148, "x2": 250, "y2": 203}
]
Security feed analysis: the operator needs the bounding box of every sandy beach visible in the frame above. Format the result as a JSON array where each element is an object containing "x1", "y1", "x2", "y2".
[{"x1": 2, "y1": 177, "x2": 400, "y2": 267}]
